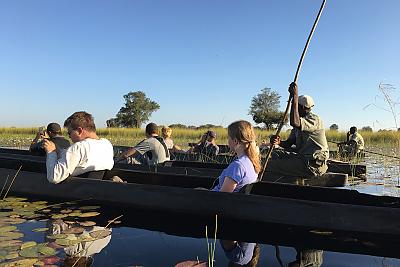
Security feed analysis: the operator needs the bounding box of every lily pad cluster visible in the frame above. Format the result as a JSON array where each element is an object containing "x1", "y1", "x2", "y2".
[{"x1": 0, "y1": 197, "x2": 109, "y2": 266}]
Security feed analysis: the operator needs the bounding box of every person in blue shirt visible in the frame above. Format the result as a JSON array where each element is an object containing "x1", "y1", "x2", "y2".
[{"x1": 213, "y1": 120, "x2": 260, "y2": 193}]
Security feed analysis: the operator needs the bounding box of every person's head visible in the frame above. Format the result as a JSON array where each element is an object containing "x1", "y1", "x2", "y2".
[
  {"x1": 145, "y1": 123, "x2": 158, "y2": 137},
  {"x1": 64, "y1": 111, "x2": 96, "y2": 143},
  {"x1": 350, "y1": 126, "x2": 357, "y2": 134},
  {"x1": 46, "y1": 122, "x2": 62, "y2": 137},
  {"x1": 227, "y1": 244, "x2": 260, "y2": 267},
  {"x1": 227, "y1": 120, "x2": 261, "y2": 173},
  {"x1": 205, "y1": 130, "x2": 217, "y2": 142},
  {"x1": 298, "y1": 95, "x2": 314, "y2": 117},
  {"x1": 161, "y1": 126, "x2": 172, "y2": 139}
]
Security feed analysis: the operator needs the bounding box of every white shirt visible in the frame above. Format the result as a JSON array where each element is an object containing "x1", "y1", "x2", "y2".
[{"x1": 46, "y1": 138, "x2": 114, "y2": 184}]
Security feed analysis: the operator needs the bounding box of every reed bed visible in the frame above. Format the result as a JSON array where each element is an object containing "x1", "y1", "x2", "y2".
[{"x1": 0, "y1": 127, "x2": 399, "y2": 148}]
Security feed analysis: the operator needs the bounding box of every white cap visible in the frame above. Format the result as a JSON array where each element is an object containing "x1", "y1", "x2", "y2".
[{"x1": 298, "y1": 95, "x2": 314, "y2": 108}]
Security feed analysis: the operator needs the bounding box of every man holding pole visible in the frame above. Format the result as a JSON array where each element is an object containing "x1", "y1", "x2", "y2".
[{"x1": 267, "y1": 82, "x2": 329, "y2": 178}]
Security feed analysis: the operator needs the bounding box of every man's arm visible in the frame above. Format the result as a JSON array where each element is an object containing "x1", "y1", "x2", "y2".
[
  {"x1": 289, "y1": 82, "x2": 301, "y2": 128},
  {"x1": 43, "y1": 139, "x2": 81, "y2": 184}
]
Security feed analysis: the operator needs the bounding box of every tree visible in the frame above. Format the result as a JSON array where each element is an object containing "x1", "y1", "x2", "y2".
[
  {"x1": 249, "y1": 88, "x2": 285, "y2": 130},
  {"x1": 108, "y1": 91, "x2": 160, "y2": 128},
  {"x1": 329, "y1": 124, "x2": 339, "y2": 131},
  {"x1": 361, "y1": 126, "x2": 373, "y2": 132}
]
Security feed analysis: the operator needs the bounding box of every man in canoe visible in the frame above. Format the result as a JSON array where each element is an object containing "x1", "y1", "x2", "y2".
[
  {"x1": 189, "y1": 130, "x2": 220, "y2": 157},
  {"x1": 30, "y1": 123, "x2": 70, "y2": 156},
  {"x1": 118, "y1": 122, "x2": 170, "y2": 165},
  {"x1": 338, "y1": 126, "x2": 365, "y2": 157},
  {"x1": 43, "y1": 111, "x2": 114, "y2": 184},
  {"x1": 268, "y1": 82, "x2": 329, "y2": 177}
]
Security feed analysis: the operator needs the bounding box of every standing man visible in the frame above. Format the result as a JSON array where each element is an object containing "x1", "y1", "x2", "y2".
[
  {"x1": 268, "y1": 82, "x2": 329, "y2": 177},
  {"x1": 118, "y1": 122, "x2": 170, "y2": 165},
  {"x1": 30, "y1": 123, "x2": 70, "y2": 156},
  {"x1": 43, "y1": 111, "x2": 114, "y2": 184}
]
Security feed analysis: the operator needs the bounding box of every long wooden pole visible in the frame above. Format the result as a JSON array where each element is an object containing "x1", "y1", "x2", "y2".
[{"x1": 259, "y1": 0, "x2": 327, "y2": 181}]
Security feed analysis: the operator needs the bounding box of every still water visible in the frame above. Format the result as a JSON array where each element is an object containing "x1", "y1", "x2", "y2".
[{"x1": 1, "y1": 149, "x2": 400, "y2": 266}]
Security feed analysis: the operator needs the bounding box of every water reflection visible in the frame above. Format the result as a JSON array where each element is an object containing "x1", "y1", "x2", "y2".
[
  {"x1": 46, "y1": 219, "x2": 112, "y2": 266},
  {"x1": 288, "y1": 248, "x2": 323, "y2": 267},
  {"x1": 220, "y1": 240, "x2": 260, "y2": 267}
]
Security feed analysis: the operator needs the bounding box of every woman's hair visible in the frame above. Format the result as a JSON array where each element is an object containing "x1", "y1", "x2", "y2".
[
  {"x1": 64, "y1": 111, "x2": 96, "y2": 132},
  {"x1": 161, "y1": 126, "x2": 172, "y2": 138},
  {"x1": 228, "y1": 120, "x2": 261, "y2": 174}
]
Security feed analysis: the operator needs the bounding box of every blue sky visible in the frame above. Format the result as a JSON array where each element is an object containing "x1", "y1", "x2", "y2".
[{"x1": 0, "y1": 0, "x2": 399, "y2": 131}]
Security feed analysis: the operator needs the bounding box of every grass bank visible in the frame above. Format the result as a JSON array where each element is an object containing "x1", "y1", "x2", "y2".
[{"x1": 0, "y1": 127, "x2": 398, "y2": 148}]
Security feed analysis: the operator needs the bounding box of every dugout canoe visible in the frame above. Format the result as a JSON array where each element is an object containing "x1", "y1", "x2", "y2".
[
  {"x1": 0, "y1": 152, "x2": 347, "y2": 187},
  {"x1": 0, "y1": 167, "x2": 399, "y2": 239}
]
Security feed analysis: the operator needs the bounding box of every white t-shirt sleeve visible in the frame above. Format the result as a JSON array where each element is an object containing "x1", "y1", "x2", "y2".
[{"x1": 46, "y1": 145, "x2": 82, "y2": 184}]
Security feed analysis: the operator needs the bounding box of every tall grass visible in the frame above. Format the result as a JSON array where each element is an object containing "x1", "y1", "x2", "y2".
[{"x1": 0, "y1": 127, "x2": 399, "y2": 148}]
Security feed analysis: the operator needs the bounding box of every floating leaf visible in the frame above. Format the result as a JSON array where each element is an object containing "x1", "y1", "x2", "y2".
[
  {"x1": 19, "y1": 246, "x2": 39, "y2": 258},
  {"x1": 0, "y1": 240, "x2": 22, "y2": 248},
  {"x1": 20, "y1": 241, "x2": 37, "y2": 250},
  {"x1": 0, "y1": 226, "x2": 17, "y2": 233},
  {"x1": 51, "y1": 214, "x2": 68, "y2": 219},
  {"x1": 0, "y1": 218, "x2": 26, "y2": 225},
  {"x1": 38, "y1": 246, "x2": 56, "y2": 256},
  {"x1": 79, "y1": 221, "x2": 96, "y2": 227},
  {"x1": 78, "y1": 212, "x2": 100, "y2": 218},
  {"x1": 40, "y1": 209, "x2": 51, "y2": 213},
  {"x1": 2, "y1": 258, "x2": 38, "y2": 266},
  {"x1": 46, "y1": 234, "x2": 67, "y2": 240},
  {"x1": 32, "y1": 228, "x2": 48, "y2": 232},
  {"x1": 63, "y1": 227, "x2": 84, "y2": 235},
  {"x1": 60, "y1": 209, "x2": 72, "y2": 214},
  {"x1": 54, "y1": 239, "x2": 70, "y2": 246},
  {"x1": 79, "y1": 206, "x2": 100, "y2": 210},
  {"x1": 3, "y1": 197, "x2": 27, "y2": 202},
  {"x1": 4, "y1": 252, "x2": 18, "y2": 260},
  {"x1": 0, "y1": 232, "x2": 24, "y2": 241},
  {"x1": 67, "y1": 212, "x2": 82, "y2": 217},
  {"x1": 89, "y1": 229, "x2": 111, "y2": 239}
]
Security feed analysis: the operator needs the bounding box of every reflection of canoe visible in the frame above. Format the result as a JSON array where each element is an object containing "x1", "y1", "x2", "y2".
[
  {"x1": 0, "y1": 151, "x2": 347, "y2": 187},
  {"x1": 0, "y1": 166, "x2": 399, "y2": 239}
]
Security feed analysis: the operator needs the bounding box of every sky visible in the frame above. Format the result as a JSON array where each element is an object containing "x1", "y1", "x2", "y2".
[{"x1": 0, "y1": 0, "x2": 399, "y2": 131}]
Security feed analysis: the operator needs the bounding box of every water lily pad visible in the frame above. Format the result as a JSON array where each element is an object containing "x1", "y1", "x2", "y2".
[
  {"x1": 0, "y1": 218, "x2": 26, "y2": 225},
  {"x1": 0, "y1": 226, "x2": 17, "y2": 233},
  {"x1": 2, "y1": 258, "x2": 38, "y2": 266},
  {"x1": 19, "y1": 246, "x2": 39, "y2": 258},
  {"x1": 60, "y1": 209, "x2": 72, "y2": 214},
  {"x1": 46, "y1": 234, "x2": 67, "y2": 240},
  {"x1": 4, "y1": 252, "x2": 18, "y2": 260},
  {"x1": 67, "y1": 212, "x2": 82, "y2": 217},
  {"x1": 38, "y1": 246, "x2": 56, "y2": 256},
  {"x1": 0, "y1": 232, "x2": 24, "y2": 241},
  {"x1": 51, "y1": 214, "x2": 68, "y2": 219},
  {"x1": 54, "y1": 239, "x2": 70, "y2": 246},
  {"x1": 20, "y1": 241, "x2": 37, "y2": 250},
  {"x1": 78, "y1": 212, "x2": 100, "y2": 218},
  {"x1": 32, "y1": 228, "x2": 48, "y2": 232},
  {"x1": 62, "y1": 227, "x2": 84, "y2": 235},
  {"x1": 79, "y1": 221, "x2": 96, "y2": 227},
  {"x1": 0, "y1": 240, "x2": 22, "y2": 248},
  {"x1": 40, "y1": 209, "x2": 51, "y2": 213},
  {"x1": 89, "y1": 229, "x2": 111, "y2": 239},
  {"x1": 79, "y1": 206, "x2": 101, "y2": 210},
  {"x1": 3, "y1": 197, "x2": 27, "y2": 202}
]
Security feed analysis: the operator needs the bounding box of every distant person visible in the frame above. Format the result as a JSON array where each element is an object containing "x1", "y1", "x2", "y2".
[
  {"x1": 30, "y1": 123, "x2": 70, "y2": 156},
  {"x1": 212, "y1": 120, "x2": 260, "y2": 193},
  {"x1": 338, "y1": 126, "x2": 365, "y2": 158},
  {"x1": 43, "y1": 111, "x2": 114, "y2": 184},
  {"x1": 118, "y1": 122, "x2": 170, "y2": 165},
  {"x1": 161, "y1": 126, "x2": 182, "y2": 152},
  {"x1": 190, "y1": 130, "x2": 220, "y2": 157},
  {"x1": 268, "y1": 82, "x2": 329, "y2": 178}
]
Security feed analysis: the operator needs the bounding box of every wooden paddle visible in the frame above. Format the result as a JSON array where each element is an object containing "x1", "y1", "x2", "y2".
[{"x1": 258, "y1": 0, "x2": 327, "y2": 181}]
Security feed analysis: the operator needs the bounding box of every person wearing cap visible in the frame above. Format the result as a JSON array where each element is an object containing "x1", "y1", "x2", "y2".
[
  {"x1": 268, "y1": 82, "x2": 329, "y2": 177},
  {"x1": 43, "y1": 111, "x2": 114, "y2": 184},
  {"x1": 118, "y1": 122, "x2": 170, "y2": 165},
  {"x1": 190, "y1": 130, "x2": 220, "y2": 157},
  {"x1": 30, "y1": 123, "x2": 70, "y2": 156},
  {"x1": 338, "y1": 126, "x2": 364, "y2": 157}
]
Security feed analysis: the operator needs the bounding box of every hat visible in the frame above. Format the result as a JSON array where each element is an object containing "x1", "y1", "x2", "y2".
[
  {"x1": 298, "y1": 95, "x2": 314, "y2": 109},
  {"x1": 47, "y1": 123, "x2": 62, "y2": 133},
  {"x1": 206, "y1": 130, "x2": 217, "y2": 138}
]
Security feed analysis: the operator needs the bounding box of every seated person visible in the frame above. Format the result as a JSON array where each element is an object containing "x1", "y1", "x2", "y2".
[
  {"x1": 338, "y1": 126, "x2": 364, "y2": 156},
  {"x1": 190, "y1": 130, "x2": 220, "y2": 156},
  {"x1": 212, "y1": 121, "x2": 260, "y2": 193},
  {"x1": 268, "y1": 82, "x2": 329, "y2": 178},
  {"x1": 43, "y1": 111, "x2": 114, "y2": 184},
  {"x1": 221, "y1": 240, "x2": 260, "y2": 267},
  {"x1": 30, "y1": 123, "x2": 70, "y2": 156},
  {"x1": 118, "y1": 123, "x2": 170, "y2": 165},
  {"x1": 161, "y1": 126, "x2": 182, "y2": 152}
]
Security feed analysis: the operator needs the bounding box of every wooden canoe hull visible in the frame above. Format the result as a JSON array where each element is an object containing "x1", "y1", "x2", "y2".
[{"x1": 0, "y1": 167, "x2": 399, "y2": 238}]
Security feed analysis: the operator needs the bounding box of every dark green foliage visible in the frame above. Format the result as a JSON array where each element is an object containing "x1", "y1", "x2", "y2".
[
  {"x1": 330, "y1": 124, "x2": 339, "y2": 131},
  {"x1": 249, "y1": 88, "x2": 285, "y2": 130},
  {"x1": 108, "y1": 91, "x2": 160, "y2": 128},
  {"x1": 362, "y1": 126, "x2": 373, "y2": 132}
]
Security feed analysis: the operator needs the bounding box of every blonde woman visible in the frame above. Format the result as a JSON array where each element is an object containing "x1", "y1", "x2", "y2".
[{"x1": 212, "y1": 120, "x2": 261, "y2": 193}]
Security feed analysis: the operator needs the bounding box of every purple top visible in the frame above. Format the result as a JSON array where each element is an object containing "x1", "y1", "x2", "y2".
[{"x1": 212, "y1": 155, "x2": 257, "y2": 192}]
